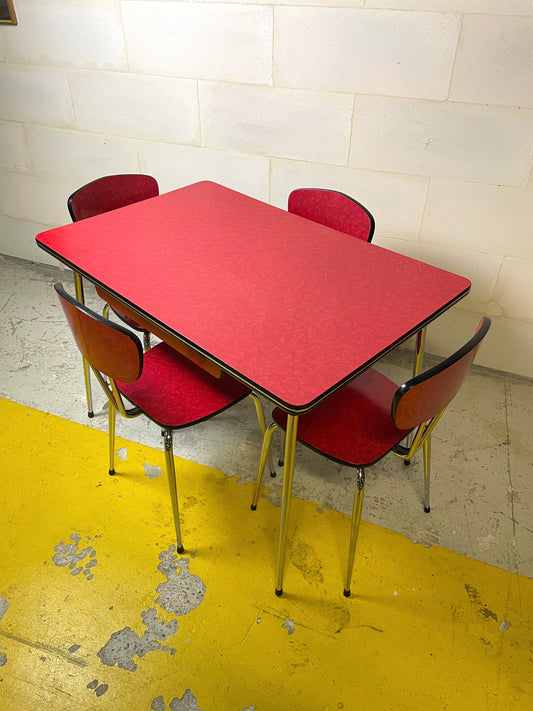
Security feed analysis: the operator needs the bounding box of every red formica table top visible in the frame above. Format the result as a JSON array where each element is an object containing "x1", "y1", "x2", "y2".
[{"x1": 37, "y1": 181, "x2": 470, "y2": 413}]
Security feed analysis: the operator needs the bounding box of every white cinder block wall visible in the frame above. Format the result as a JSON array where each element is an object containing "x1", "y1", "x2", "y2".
[{"x1": 1, "y1": 0, "x2": 532, "y2": 376}]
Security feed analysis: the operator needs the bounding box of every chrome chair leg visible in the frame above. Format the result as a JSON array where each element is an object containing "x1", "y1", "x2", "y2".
[
  {"x1": 83, "y1": 358, "x2": 94, "y2": 418},
  {"x1": 405, "y1": 327, "x2": 427, "y2": 464},
  {"x1": 344, "y1": 467, "x2": 366, "y2": 597},
  {"x1": 275, "y1": 414, "x2": 298, "y2": 597},
  {"x1": 251, "y1": 422, "x2": 278, "y2": 510},
  {"x1": 278, "y1": 430, "x2": 285, "y2": 467},
  {"x1": 423, "y1": 435, "x2": 431, "y2": 513},
  {"x1": 249, "y1": 393, "x2": 276, "y2": 477},
  {"x1": 74, "y1": 271, "x2": 94, "y2": 417},
  {"x1": 163, "y1": 429, "x2": 184, "y2": 554},
  {"x1": 108, "y1": 404, "x2": 116, "y2": 475}
]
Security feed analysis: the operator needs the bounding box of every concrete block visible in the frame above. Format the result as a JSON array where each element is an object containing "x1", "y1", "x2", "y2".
[
  {"x1": 0, "y1": 64, "x2": 73, "y2": 126},
  {"x1": 0, "y1": 121, "x2": 32, "y2": 172},
  {"x1": 421, "y1": 179, "x2": 533, "y2": 261},
  {"x1": 200, "y1": 82, "x2": 353, "y2": 164},
  {"x1": 140, "y1": 141, "x2": 269, "y2": 201},
  {"x1": 0, "y1": 215, "x2": 59, "y2": 266},
  {"x1": 122, "y1": 1, "x2": 272, "y2": 84},
  {"x1": 69, "y1": 70, "x2": 200, "y2": 144},
  {"x1": 26, "y1": 126, "x2": 139, "y2": 182},
  {"x1": 349, "y1": 96, "x2": 533, "y2": 187},
  {"x1": 3, "y1": 1, "x2": 127, "y2": 70},
  {"x1": 368, "y1": 0, "x2": 533, "y2": 13},
  {"x1": 0, "y1": 173, "x2": 76, "y2": 226},
  {"x1": 492, "y1": 258, "x2": 533, "y2": 323},
  {"x1": 274, "y1": 7, "x2": 460, "y2": 100},
  {"x1": 450, "y1": 15, "x2": 533, "y2": 108}
]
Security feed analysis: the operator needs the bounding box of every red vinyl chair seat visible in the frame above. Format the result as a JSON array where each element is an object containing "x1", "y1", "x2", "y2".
[
  {"x1": 118, "y1": 342, "x2": 250, "y2": 429},
  {"x1": 271, "y1": 368, "x2": 410, "y2": 467}
]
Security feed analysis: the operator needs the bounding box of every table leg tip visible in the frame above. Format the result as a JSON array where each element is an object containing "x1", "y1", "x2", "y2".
[
  {"x1": 343, "y1": 588, "x2": 351, "y2": 598},
  {"x1": 275, "y1": 588, "x2": 283, "y2": 597}
]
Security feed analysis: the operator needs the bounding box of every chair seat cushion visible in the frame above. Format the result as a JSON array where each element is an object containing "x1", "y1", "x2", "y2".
[
  {"x1": 273, "y1": 368, "x2": 410, "y2": 467},
  {"x1": 118, "y1": 342, "x2": 250, "y2": 428}
]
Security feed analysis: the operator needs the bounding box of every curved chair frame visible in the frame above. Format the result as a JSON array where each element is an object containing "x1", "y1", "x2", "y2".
[
  {"x1": 252, "y1": 317, "x2": 491, "y2": 596},
  {"x1": 67, "y1": 174, "x2": 159, "y2": 416},
  {"x1": 55, "y1": 282, "x2": 271, "y2": 554}
]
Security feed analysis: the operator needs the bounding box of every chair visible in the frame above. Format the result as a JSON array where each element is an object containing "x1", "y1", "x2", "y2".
[
  {"x1": 55, "y1": 282, "x2": 268, "y2": 554},
  {"x1": 252, "y1": 317, "x2": 491, "y2": 596},
  {"x1": 68, "y1": 174, "x2": 159, "y2": 416},
  {"x1": 288, "y1": 188, "x2": 375, "y2": 243}
]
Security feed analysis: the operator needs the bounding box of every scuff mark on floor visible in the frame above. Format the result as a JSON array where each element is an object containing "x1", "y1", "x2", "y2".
[
  {"x1": 464, "y1": 584, "x2": 498, "y2": 621},
  {"x1": 0, "y1": 630, "x2": 88, "y2": 667},
  {"x1": 97, "y1": 608, "x2": 178, "y2": 672},
  {"x1": 287, "y1": 536, "x2": 324, "y2": 584},
  {"x1": 52, "y1": 534, "x2": 98, "y2": 580},
  {"x1": 143, "y1": 462, "x2": 163, "y2": 479},
  {"x1": 117, "y1": 447, "x2": 128, "y2": 460},
  {"x1": 262, "y1": 488, "x2": 282, "y2": 507}
]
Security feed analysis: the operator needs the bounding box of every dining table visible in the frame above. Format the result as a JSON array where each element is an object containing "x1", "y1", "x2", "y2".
[{"x1": 36, "y1": 180, "x2": 471, "y2": 594}]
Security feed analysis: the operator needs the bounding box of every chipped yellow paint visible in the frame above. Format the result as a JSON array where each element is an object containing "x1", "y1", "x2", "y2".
[{"x1": 0, "y1": 398, "x2": 531, "y2": 710}]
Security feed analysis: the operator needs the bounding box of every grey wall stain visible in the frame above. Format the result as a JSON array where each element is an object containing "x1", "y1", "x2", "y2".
[
  {"x1": 143, "y1": 462, "x2": 164, "y2": 479},
  {"x1": 97, "y1": 608, "x2": 178, "y2": 672},
  {"x1": 52, "y1": 534, "x2": 98, "y2": 580},
  {"x1": 151, "y1": 697, "x2": 166, "y2": 711},
  {"x1": 0, "y1": 651, "x2": 7, "y2": 667},
  {"x1": 155, "y1": 547, "x2": 206, "y2": 616}
]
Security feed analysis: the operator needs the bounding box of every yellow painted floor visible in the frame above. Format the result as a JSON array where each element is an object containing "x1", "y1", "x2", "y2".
[{"x1": 0, "y1": 398, "x2": 531, "y2": 710}]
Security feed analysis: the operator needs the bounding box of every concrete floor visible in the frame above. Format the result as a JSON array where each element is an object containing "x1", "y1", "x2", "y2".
[{"x1": 1, "y1": 254, "x2": 532, "y2": 580}]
